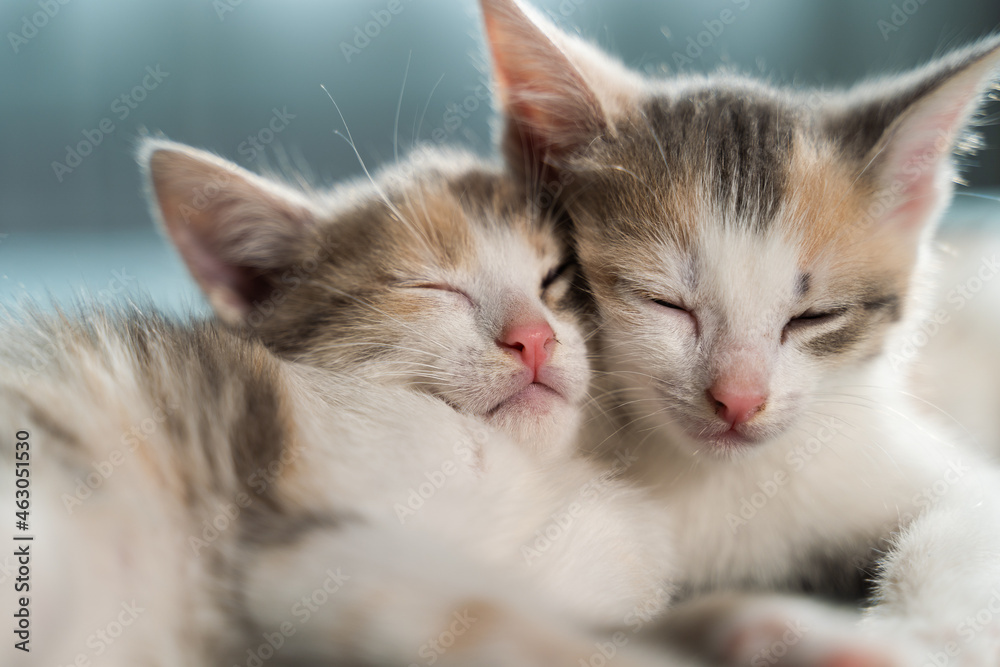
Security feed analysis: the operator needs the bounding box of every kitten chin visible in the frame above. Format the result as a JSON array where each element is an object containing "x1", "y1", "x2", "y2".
[{"x1": 485, "y1": 388, "x2": 582, "y2": 459}]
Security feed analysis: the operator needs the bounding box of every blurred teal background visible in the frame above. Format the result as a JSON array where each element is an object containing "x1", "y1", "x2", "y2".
[{"x1": 1, "y1": 0, "x2": 999, "y2": 313}]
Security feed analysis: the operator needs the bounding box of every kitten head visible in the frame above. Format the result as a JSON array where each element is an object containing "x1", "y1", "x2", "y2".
[
  {"x1": 480, "y1": 0, "x2": 1000, "y2": 455},
  {"x1": 140, "y1": 140, "x2": 588, "y2": 456}
]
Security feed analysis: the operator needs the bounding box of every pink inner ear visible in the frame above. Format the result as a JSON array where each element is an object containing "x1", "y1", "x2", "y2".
[
  {"x1": 886, "y1": 141, "x2": 950, "y2": 226},
  {"x1": 879, "y1": 111, "x2": 965, "y2": 229},
  {"x1": 482, "y1": 0, "x2": 606, "y2": 158},
  {"x1": 502, "y1": 66, "x2": 604, "y2": 143},
  {"x1": 878, "y1": 73, "x2": 985, "y2": 230},
  {"x1": 166, "y1": 212, "x2": 268, "y2": 317},
  {"x1": 148, "y1": 145, "x2": 315, "y2": 323}
]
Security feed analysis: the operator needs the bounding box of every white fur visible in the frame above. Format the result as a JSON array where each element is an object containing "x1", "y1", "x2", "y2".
[
  {"x1": 478, "y1": 0, "x2": 1000, "y2": 661},
  {"x1": 245, "y1": 365, "x2": 681, "y2": 665}
]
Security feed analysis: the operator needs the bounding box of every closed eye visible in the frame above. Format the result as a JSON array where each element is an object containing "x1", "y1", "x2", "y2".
[
  {"x1": 398, "y1": 282, "x2": 474, "y2": 306},
  {"x1": 650, "y1": 298, "x2": 687, "y2": 312},
  {"x1": 785, "y1": 309, "x2": 846, "y2": 331}
]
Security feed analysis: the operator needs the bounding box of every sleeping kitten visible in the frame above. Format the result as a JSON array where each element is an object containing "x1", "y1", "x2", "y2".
[
  {"x1": 141, "y1": 139, "x2": 677, "y2": 644},
  {"x1": 1, "y1": 142, "x2": 679, "y2": 666},
  {"x1": 479, "y1": 0, "x2": 1000, "y2": 662}
]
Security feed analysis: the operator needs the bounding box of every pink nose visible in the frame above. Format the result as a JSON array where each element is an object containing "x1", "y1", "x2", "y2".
[
  {"x1": 498, "y1": 321, "x2": 556, "y2": 378},
  {"x1": 708, "y1": 386, "x2": 767, "y2": 427}
]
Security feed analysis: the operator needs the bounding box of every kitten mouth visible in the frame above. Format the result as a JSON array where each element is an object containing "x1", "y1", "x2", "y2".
[
  {"x1": 681, "y1": 418, "x2": 771, "y2": 451},
  {"x1": 485, "y1": 382, "x2": 563, "y2": 418},
  {"x1": 702, "y1": 427, "x2": 761, "y2": 450}
]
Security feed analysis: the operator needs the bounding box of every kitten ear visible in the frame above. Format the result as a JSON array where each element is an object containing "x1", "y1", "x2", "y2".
[
  {"x1": 827, "y1": 36, "x2": 1000, "y2": 233},
  {"x1": 479, "y1": 0, "x2": 632, "y2": 176},
  {"x1": 140, "y1": 139, "x2": 317, "y2": 325}
]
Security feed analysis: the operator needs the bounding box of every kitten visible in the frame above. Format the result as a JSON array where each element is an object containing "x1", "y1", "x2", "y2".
[
  {"x1": 1, "y1": 142, "x2": 679, "y2": 666},
  {"x1": 479, "y1": 0, "x2": 1000, "y2": 661},
  {"x1": 142, "y1": 139, "x2": 677, "y2": 649}
]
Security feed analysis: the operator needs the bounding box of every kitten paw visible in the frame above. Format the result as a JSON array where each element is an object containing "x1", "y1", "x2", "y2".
[
  {"x1": 709, "y1": 598, "x2": 913, "y2": 667},
  {"x1": 811, "y1": 650, "x2": 898, "y2": 667},
  {"x1": 724, "y1": 628, "x2": 906, "y2": 667}
]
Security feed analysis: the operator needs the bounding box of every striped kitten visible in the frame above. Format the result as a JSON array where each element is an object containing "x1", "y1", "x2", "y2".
[
  {"x1": 480, "y1": 0, "x2": 1000, "y2": 662},
  {"x1": 142, "y1": 140, "x2": 678, "y2": 662},
  {"x1": 1, "y1": 143, "x2": 678, "y2": 666}
]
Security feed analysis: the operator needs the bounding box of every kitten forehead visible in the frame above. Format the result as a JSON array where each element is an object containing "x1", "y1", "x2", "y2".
[
  {"x1": 638, "y1": 87, "x2": 794, "y2": 232},
  {"x1": 568, "y1": 82, "x2": 802, "y2": 267},
  {"x1": 318, "y1": 159, "x2": 559, "y2": 281},
  {"x1": 576, "y1": 81, "x2": 915, "y2": 291}
]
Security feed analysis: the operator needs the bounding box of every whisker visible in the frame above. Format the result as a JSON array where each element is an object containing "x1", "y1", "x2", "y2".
[{"x1": 393, "y1": 52, "x2": 412, "y2": 164}]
